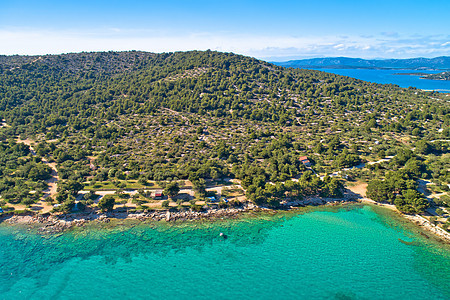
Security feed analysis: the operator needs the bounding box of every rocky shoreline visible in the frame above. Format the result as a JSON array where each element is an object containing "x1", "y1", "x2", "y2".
[
  {"x1": 2, "y1": 197, "x2": 449, "y2": 244},
  {"x1": 1, "y1": 198, "x2": 352, "y2": 234},
  {"x1": 355, "y1": 198, "x2": 450, "y2": 244},
  {"x1": 403, "y1": 214, "x2": 450, "y2": 243}
]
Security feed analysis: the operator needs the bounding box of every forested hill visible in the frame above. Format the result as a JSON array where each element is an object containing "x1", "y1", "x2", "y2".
[
  {"x1": 274, "y1": 56, "x2": 450, "y2": 70},
  {"x1": 0, "y1": 50, "x2": 449, "y2": 210},
  {"x1": 0, "y1": 51, "x2": 157, "y2": 75},
  {"x1": 1, "y1": 50, "x2": 447, "y2": 133}
]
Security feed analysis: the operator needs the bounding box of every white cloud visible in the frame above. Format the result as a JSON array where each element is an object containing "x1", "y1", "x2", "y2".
[
  {"x1": 333, "y1": 44, "x2": 346, "y2": 50},
  {"x1": 0, "y1": 28, "x2": 449, "y2": 60}
]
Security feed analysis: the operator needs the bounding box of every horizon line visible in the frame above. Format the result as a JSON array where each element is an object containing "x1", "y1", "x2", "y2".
[{"x1": 0, "y1": 49, "x2": 449, "y2": 62}]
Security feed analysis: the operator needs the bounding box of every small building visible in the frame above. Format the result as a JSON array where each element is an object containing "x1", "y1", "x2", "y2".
[
  {"x1": 154, "y1": 192, "x2": 163, "y2": 200},
  {"x1": 299, "y1": 156, "x2": 311, "y2": 167}
]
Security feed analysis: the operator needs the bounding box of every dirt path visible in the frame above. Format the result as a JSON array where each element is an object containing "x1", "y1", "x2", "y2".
[
  {"x1": 163, "y1": 108, "x2": 189, "y2": 121},
  {"x1": 347, "y1": 181, "x2": 367, "y2": 197},
  {"x1": 0, "y1": 119, "x2": 9, "y2": 128},
  {"x1": 43, "y1": 165, "x2": 58, "y2": 198},
  {"x1": 206, "y1": 184, "x2": 243, "y2": 196},
  {"x1": 346, "y1": 181, "x2": 398, "y2": 211},
  {"x1": 16, "y1": 138, "x2": 59, "y2": 213}
]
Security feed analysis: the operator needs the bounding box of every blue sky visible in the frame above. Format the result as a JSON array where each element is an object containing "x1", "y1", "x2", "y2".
[{"x1": 0, "y1": 0, "x2": 449, "y2": 60}]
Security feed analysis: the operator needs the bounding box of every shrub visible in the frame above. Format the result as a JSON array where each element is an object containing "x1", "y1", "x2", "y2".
[
  {"x1": 218, "y1": 201, "x2": 228, "y2": 208},
  {"x1": 98, "y1": 195, "x2": 115, "y2": 212},
  {"x1": 191, "y1": 204, "x2": 203, "y2": 212},
  {"x1": 22, "y1": 198, "x2": 36, "y2": 206}
]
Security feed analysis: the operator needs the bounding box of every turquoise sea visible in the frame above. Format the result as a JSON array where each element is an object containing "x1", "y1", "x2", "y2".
[
  {"x1": 308, "y1": 68, "x2": 450, "y2": 93},
  {"x1": 0, "y1": 204, "x2": 449, "y2": 300}
]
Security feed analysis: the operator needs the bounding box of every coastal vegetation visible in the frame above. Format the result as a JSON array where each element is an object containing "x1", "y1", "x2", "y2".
[
  {"x1": 422, "y1": 71, "x2": 450, "y2": 81},
  {"x1": 366, "y1": 149, "x2": 429, "y2": 213},
  {"x1": 98, "y1": 195, "x2": 115, "y2": 212},
  {"x1": 0, "y1": 50, "x2": 449, "y2": 232},
  {"x1": 0, "y1": 140, "x2": 51, "y2": 207}
]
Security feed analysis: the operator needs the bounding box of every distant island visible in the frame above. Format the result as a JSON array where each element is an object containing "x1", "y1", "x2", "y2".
[
  {"x1": 392, "y1": 71, "x2": 450, "y2": 81},
  {"x1": 273, "y1": 56, "x2": 450, "y2": 70},
  {"x1": 422, "y1": 71, "x2": 450, "y2": 81},
  {"x1": 392, "y1": 72, "x2": 429, "y2": 76}
]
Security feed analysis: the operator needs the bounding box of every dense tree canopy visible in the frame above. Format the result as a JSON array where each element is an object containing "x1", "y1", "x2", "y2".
[{"x1": 0, "y1": 50, "x2": 448, "y2": 211}]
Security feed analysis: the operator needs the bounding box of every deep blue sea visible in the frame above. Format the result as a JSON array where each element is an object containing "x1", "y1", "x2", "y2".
[
  {"x1": 0, "y1": 204, "x2": 449, "y2": 299},
  {"x1": 307, "y1": 68, "x2": 450, "y2": 93}
]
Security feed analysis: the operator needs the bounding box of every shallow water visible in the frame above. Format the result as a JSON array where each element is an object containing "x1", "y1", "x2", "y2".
[{"x1": 0, "y1": 205, "x2": 449, "y2": 299}]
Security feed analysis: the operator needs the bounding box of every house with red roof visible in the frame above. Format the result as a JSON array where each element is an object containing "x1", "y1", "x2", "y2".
[{"x1": 299, "y1": 156, "x2": 311, "y2": 167}]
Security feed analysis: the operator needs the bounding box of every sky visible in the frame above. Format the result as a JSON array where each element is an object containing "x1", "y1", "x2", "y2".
[{"x1": 0, "y1": 0, "x2": 449, "y2": 61}]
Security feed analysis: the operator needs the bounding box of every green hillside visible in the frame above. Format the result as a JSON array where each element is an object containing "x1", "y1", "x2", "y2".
[{"x1": 0, "y1": 50, "x2": 449, "y2": 213}]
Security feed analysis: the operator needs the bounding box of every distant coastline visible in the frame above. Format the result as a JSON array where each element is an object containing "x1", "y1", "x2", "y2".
[
  {"x1": 393, "y1": 72, "x2": 429, "y2": 76},
  {"x1": 273, "y1": 56, "x2": 450, "y2": 70},
  {"x1": 421, "y1": 71, "x2": 450, "y2": 81},
  {"x1": 285, "y1": 67, "x2": 450, "y2": 92},
  {"x1": 299, "y1": 66, "x2": 446, "y2": 71},
  {"x1": 391, "y1": 71, "x2": 450, "y2": 81}
]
